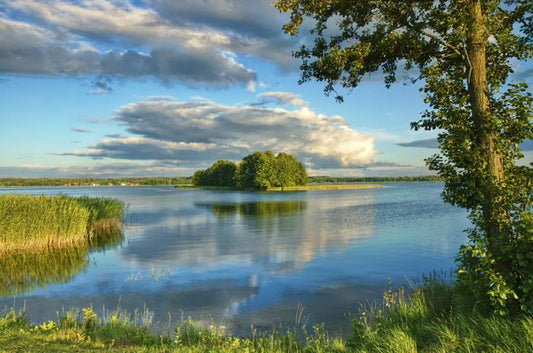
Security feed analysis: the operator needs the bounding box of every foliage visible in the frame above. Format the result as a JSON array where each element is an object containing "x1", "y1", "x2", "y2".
[
  {"x1": 192, "y1": 152, "x2": 308, "y2": 190},
  {"x1": 192, "y1": 160, "x2": 238, "y2": 187},
  {"x1": 275, "y1": 0, "x2": 533, "y2": 315},
  {"x1": 234, "y1": 151, "x2": 308, "y2": 190}
]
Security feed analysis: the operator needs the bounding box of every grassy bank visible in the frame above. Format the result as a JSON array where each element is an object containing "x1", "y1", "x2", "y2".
[
  {"x1": 1, "y1": 280, "x2": 530, "y2": 352},
  {"x1": 0, "y1": 194, "x2": 125, "y2": 254}
]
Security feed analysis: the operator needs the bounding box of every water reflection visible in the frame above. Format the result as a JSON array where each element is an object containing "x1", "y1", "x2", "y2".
[
  {"x1": 0, "y1": 246, "x2": 88, "y2": 296},
  {"x1": 197, "y1": 200, "x2": 307, "y2": 217},
  {"x1": 120, "y1": 196, "x2": 375, "y2": 276},
  {"x1": 0, "y1": 229, "x2": 124, "y2": 296},
  {"x1": 90, "y1": 227, "x2": 125, "y2": 252}
]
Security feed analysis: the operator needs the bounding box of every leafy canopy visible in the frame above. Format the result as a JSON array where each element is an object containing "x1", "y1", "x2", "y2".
[
  {"x1": 192, "y1": 152, "x2": 308, "y2": 190},
  {"x1": 276, "y1": 0, "x2": 532, "y2": 314}
]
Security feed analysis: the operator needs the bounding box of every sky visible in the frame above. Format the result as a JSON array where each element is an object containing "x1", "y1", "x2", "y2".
[{"x1": 0, "y1": 0, "x2": 531, "y2": 178}]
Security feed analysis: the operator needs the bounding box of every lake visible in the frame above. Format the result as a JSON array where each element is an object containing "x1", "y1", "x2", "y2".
[{"x1": 0, "y1": 182, "x2": 469, "y2": 336}]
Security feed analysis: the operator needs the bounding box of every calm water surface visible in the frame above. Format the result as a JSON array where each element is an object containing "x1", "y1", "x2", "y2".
[{"x1": 0, "y1": 183, "x2": 469, "y2": 335}]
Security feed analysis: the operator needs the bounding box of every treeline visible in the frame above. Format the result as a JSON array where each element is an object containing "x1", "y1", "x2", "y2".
[
  {"x1": 193, "y1": 151, "x2": 308, "y2": 190},
  {"x1": 0, "y1": 177, "x2": 191, "y2": 187},
  {"x1": 308, "y1": 175, "x2": 443, "y2": 183}
]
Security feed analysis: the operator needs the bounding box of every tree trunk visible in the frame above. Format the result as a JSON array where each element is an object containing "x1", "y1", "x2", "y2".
[{"x1": 466, "y1": 1, "x2": 506, "y2": 255}]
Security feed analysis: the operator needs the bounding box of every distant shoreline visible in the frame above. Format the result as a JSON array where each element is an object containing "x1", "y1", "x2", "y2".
[{"x1": 0, "y1": 176, "x2": 440, "y2": 187}]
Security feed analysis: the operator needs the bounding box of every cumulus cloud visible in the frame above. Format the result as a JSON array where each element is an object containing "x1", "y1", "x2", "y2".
[
  {"x1": 0, "y1": 0, "x2": 301, "y2": 87},
  {"x1": 256, "y1": 91, "x2": 308, "y2": 107},
  {"x1": 67, "y1": 95, "x2": 377, "y2": 169}
]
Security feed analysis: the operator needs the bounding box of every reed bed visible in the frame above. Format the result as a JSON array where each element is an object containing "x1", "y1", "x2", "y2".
[{"x1": 0, "y1": 194, "x2": 125, "y2": 255}]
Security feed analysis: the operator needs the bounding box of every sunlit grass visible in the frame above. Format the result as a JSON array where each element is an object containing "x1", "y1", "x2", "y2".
[{"x1": 0, "y1": 194, "x2": 125, "y2": 255}]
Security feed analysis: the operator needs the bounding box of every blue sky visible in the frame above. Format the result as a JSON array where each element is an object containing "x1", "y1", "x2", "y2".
[{"x1": 0, "y1": 0, "x2": 531, "y2": 178}]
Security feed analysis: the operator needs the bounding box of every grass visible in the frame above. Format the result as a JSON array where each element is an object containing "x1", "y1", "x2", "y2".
[
  {"x1": 347, "y1": 278, "x2": 533, "y2": 352},
  {"x1": 0, "y1": 280, "x2": 530, "y2": 352},
  {"x1": 0, "y1": 194, "x2": 125, "y2": 255}
]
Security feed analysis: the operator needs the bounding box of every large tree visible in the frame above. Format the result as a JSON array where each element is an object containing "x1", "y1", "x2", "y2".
[{"x1": 275, "y1": 0, "x2": 532, "y2": 314}]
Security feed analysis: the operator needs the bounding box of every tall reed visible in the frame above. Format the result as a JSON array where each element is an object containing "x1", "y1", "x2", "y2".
[
  {"x1": 0, "y1": 195, "x2": 89, "y2": 254},
  {"x1": 0, "y1": 194, "x2": 125, "y2": 255}
]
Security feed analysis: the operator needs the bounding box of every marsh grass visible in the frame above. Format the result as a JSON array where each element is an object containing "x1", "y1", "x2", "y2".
[{"x1": 0, "y1": 194, "x2": 125, "y2": 255}]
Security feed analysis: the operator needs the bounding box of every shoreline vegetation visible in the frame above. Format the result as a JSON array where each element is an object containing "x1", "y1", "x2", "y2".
[
  {"x1": 0, "y1": 175, "x2": 441, "y2": 187},
  {"x1": 1, "y1": 279, "x2": 530, "y2": 352},
  {"x1": 0, "y1": 194, "x2": 125, "y2": 255}
]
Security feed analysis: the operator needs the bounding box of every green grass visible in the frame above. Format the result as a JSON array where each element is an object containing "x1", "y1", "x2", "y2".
[
  {"x1": 0, "y1": 280, "x2": 530, "y2": 352},
  {"x1": 347, "y1": 279, "x2": 533, "y2": 352},
  {"x1": 0, "y1": 194, "x2": 125, "y2": 254}
]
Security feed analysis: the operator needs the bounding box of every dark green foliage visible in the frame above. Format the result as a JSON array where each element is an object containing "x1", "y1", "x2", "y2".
[
  {"x1": 193, "y1": 152, "x2": 308, "y2": 190},
  {"x1": 234, "y1": 151, "x2": 308, "y2": 190},
  {"x1": 192, "y1": 160, "x2": 237, "y2": 187},
  {"x1": 234, "y1": 151, "x2": 277, "y2": 190},
  {"x1": 275, "y1": 0, "x2": 532, "y2": 315}
]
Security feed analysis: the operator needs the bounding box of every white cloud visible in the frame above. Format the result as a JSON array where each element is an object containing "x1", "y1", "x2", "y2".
[
  {"x1": 67, "y1": 96, "x2": 378, "y2": 168},
  {"x1": 258, "y1": 91, "x2": 307, "y2": 107}
]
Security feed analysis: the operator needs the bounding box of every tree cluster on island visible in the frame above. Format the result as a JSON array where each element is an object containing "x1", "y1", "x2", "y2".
[{"x1": 192, "y1": 151, "x2": 308, "y2": 190}]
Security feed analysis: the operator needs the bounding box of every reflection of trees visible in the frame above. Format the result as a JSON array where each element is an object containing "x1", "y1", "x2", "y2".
[
  {"x1": 202, "y1": 201, "x2": 307, "y2": 217},
  {"x1": 0, "y1": 229, "x2": 124, "y2": 297},
  {"x1": 122, "y1": 194, "x2": 375, "y2": 274}
]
